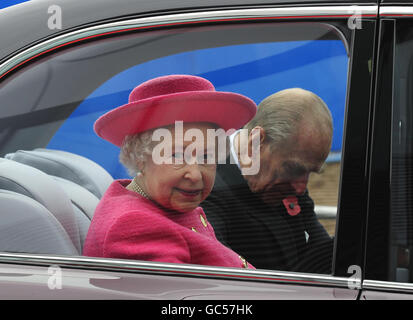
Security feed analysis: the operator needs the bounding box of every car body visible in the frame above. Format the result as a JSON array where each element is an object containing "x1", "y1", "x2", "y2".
[{"x1": 0, "y1": 0, "x2": 412, "y2": 300}]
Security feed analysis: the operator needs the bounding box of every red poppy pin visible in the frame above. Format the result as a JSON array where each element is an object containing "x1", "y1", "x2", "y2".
[{"x1": 282, "y1": 196, "x2": 301, "y2": 216}]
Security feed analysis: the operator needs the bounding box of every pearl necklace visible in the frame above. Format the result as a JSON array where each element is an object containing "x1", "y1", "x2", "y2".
[{"x1": 129, "y1": 177, "x2": 150, "y2": 199}]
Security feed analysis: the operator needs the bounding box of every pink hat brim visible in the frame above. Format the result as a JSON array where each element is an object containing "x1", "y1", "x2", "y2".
[{"x1": 94, "y1": 90, "x2": 257, "y2": 147}]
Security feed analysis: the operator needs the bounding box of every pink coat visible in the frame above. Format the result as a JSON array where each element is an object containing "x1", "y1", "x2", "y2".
[{"x1": 83, "y1": 180, "x2": 254, "y2": 269}]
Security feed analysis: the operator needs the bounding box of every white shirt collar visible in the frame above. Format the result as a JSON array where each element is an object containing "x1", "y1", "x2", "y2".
[{"x1": 229, "y1": 130, "x2": 241, "y2": 169}]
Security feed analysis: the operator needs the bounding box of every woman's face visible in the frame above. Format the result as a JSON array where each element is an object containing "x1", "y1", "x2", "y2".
[{"x1": 140, "y1": 122, "x2": 217, "y2": 213}]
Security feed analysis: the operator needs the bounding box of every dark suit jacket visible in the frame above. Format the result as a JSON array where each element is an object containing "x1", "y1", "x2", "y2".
[{"x1": 202, "y1": 158, "x2": 333, "y2": 274}]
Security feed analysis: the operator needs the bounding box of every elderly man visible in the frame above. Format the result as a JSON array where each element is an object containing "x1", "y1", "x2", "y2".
[{"x1": 202, "y1": 88, "x2": 334, "y2": 274}]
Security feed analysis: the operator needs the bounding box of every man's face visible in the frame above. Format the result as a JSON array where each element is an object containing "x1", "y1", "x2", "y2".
[{"x1": 243, "y1": 124, "x2": 331, "y2": 204}]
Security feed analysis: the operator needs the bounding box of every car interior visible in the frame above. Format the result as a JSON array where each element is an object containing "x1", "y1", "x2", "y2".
[{"x1": 0, "y1": 148, "x2": 113, "y2": 255}]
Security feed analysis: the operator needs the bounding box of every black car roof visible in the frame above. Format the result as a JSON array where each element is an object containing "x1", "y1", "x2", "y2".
[{"x1": 1, "y1": 0, "x2": 378, "y2": 62}]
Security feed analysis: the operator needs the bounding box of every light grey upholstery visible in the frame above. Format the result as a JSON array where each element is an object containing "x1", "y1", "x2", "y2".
[
  {"x1": 51, "y1": 176, "x2": 99, "y2": 221},
  {"x1": 50, "y1": 176, "x2": 99, "y2": 248},
  {"x1": 6, "y1": 148, "x2": 114, "y2": 199},
  {"x1": 0, "y1": 158, "x2": 82, "y2": 253},
  {"x1": 0, "y1": 190, "x2": 79, "y2": 255},
  {"x1": 1, "y1": 149, "x2": 114, "y2": 253}
]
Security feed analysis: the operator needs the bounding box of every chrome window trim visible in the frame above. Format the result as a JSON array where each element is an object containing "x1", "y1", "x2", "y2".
[
  {"x1": 380, "y1": 6, "x2": 413, "y2": 17},
  {"x1": 363, "y1": 280, "x2": 413, "y2": 294},
  {"x1": 0, "y1": 5, "x2": 377, "y2": 80},
  {"x1": 0, "y1": 253, "x2": 356, "y2": 289}
]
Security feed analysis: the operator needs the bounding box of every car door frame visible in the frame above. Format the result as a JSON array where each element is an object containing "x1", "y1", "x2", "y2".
[{"x1": 362, "y1": 3, "x2": 413, "y2": 299}]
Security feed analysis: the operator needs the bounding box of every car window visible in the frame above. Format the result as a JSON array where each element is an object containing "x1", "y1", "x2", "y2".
[{"x1": 0, "y1": 21, "x2": 349, "y2": 274}]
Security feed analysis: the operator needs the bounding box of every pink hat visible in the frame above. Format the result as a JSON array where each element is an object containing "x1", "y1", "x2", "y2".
[{"x1": 94, "y1": 74, "x2": 257, "y2": 146}]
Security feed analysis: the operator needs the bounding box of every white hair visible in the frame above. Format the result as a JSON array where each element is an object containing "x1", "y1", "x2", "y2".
[
  {"x1": 244, "y1": 88, "x2": 333, "y2": 149},
  {"x1": 119, "y1": 130, "x2": 156, "y2": 177},
  {"x1": 119, "y1": 123, "x2": 230, "y2": 176}
]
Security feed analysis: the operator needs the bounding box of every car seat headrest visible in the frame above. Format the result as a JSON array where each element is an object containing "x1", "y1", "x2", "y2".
[
  {"x1": 0, "y1": 158, "x2": 82, "y2": 253},
  {"x1": 6, "y1": 149, "x2": 114, "y2": 198}
]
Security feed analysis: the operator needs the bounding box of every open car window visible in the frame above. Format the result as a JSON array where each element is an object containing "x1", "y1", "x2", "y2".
[{"x1": 0, "y1": 21, "x2": 349, "y2": 275}]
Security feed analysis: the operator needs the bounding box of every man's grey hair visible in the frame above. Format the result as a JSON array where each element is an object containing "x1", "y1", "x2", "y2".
[{"x1": 244, "y1": 88, "x2": 333, "y2": 148}]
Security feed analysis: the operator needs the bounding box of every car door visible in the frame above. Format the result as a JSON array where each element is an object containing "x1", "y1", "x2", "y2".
[
  {"x1": 361, "y1": 1, "x2": 413, "y2": 299},
  {"x1": 0, "y1": 0, "x2": 378, "y2": 300}
]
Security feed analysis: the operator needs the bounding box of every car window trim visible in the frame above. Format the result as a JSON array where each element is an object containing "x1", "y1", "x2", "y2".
[
  {"x1": 380, "y1": 6, "x2": 413, "y2": 17},
  {"x1": 0, "y1": 252, "x2": 358, "y2": 290},
  {"x1": 363, "y1": 279, "x2": 413, "y2": 294},
  {"x1": 0, "y1": 5, "x2": 376, "y2": 81}
]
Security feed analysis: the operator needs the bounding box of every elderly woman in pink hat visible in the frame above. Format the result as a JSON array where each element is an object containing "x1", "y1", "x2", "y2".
[{"x1": 83, "y1": 75, "x2": 257, "y2": 269}]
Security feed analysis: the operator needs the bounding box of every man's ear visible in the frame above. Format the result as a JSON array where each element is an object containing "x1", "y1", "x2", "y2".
[{"x1": 248, "y1": 126, "x2": 265, "y2": 157}]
